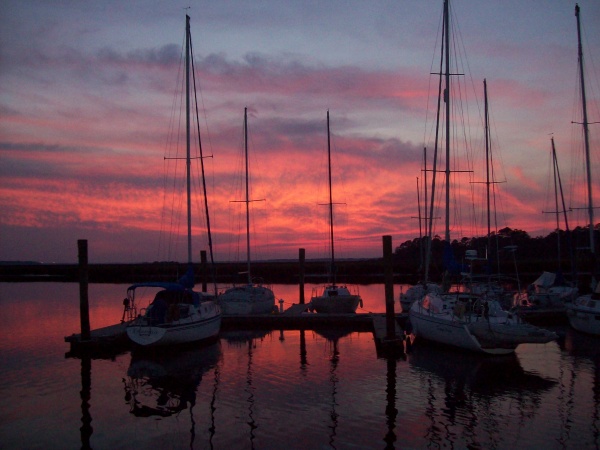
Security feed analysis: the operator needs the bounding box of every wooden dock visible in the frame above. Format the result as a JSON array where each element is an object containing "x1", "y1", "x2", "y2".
[
  {"x1": 65, "y1": 310, "x2": 408, "y2": 352},
  {"x1": 65, "y1": 322, "x2": 130, "y2": 356}
]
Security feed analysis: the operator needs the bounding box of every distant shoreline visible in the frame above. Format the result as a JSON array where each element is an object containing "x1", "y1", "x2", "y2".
[{"x1": 0, "y1": 259, "x2": 552, "y2": 286}]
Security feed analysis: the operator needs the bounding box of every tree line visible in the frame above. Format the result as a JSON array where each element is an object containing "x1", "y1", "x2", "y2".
[{"x1": 394, "y1": 225, "x2": 599, "y2": 287}]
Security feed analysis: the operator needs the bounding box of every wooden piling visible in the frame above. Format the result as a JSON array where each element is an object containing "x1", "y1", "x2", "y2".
[
  {"x1": 78, "y1": 239, "x2": 91, "y2": 341},
  {"x1": 383, "y1": 235, "x2": 395, "y2": 340},
  {"x1": 299, "y1": 248, "x2": 306, "y2": 304}
]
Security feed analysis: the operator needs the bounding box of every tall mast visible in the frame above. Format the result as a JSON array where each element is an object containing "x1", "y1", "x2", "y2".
[
  {"x1": 575, "y1": 4, "x2": 594, "y2": 254},
  {"x1": 483, "y1": 78, "x2": 494, "y2": 277},
  {"x1": 327, "y1": 110, "x2": 336, "y2": 285},
  {"x1": 244, "y1": 107, "x2": 251, "y2": 283},
  {"x1": 444, "y1": 0, "x2": 451, "y2": 243},
  {"x1": 484, "y1": 79, "x2": 491, "y2": 243},
  {"x1": 185, "y1": 14, "x2": 192, "y2": 265}
]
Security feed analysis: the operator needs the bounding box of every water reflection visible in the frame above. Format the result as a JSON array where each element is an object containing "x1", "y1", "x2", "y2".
[
  {"x1": 408, "y1": 343, "x2": 556, "y2": 448},
  {"x1": 221, "y1": 330, "x2": 271, "y2": 449},
  {"x1": 123, "y1": 342, "x2": 221, "y2": 421},
  {"x1": 560, "y1": 328, "x2": 600, "y2": 447}
]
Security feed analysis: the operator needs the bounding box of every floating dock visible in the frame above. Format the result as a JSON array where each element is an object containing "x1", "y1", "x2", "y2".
[{"x1": 65, "y1": 309, "x2": 408, "y2": 352}]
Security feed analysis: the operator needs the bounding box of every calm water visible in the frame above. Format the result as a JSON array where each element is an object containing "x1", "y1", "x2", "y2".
[{"x1": 1, "y1": 282, "x2": 599, "y2": 449}]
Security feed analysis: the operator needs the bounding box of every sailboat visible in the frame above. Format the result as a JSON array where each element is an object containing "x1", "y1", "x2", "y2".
[
  {"x1": 408, "y1": 1, "x2": 557, "y2": 354},
  {"x1": 125, "y1": 15, "x2": 222, "y2": 346},
  {"x1": 566, "y1": 4, "x2": 600, "y2": 335},
  {"x1": 217, "y1": 108, "x2": 276, "y2": 315},
  {"x1": 513, "y1": 137, "x2": 578, "y2": 324},
  {"x1": 309, "y1": 111, "x2": 363, "y2": 314}
]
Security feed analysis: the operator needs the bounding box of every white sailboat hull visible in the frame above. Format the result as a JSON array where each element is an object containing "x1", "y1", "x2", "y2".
[
  {"x1": 409, "y1": 293, "x2": 557, "y2": 355},
  {"x1": 567, "y1": 294, "x2": 600, "y2": 335},
  {"x1": 310, "y1": 285, "x2": 362, "y2": 314},
  {"x1": 127, "y1": 302, "x2": 221, "y2": 346},
  {"x1": 218, "y1": 284, "x2": 275, "y2": 315},
  {"x1": 409, "y1": 307, "x2": 502, "y2": 353}
]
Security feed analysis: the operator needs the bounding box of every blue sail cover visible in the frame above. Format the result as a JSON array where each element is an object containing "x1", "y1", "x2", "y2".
[
  {"x1": 127, "y1": 265, "x2": 196, "y2": 292},
  {"x1": 177, "y1": 265, "x2": 195, "y2": 289},
  {"x1": 443, "y1": 242, "x2": 469, "y2": 275}
]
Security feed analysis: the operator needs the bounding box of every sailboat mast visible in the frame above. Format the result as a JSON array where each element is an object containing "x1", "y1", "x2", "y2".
[
  {"x1": 244, "y1": 107, "x2": 252, "y2": 283},
  {"x1": 327, "y1": 110, "x2": 336, "y2": 284},
  {"x1": 417, "y1": 176, "x2": 422, "y2": 269},
  {"x1": 484, "y1": 79, "x2": 491, "y2": 242},
  {"x1": 483, "y1": 79, "x2": 496, "y2": 278},
  {"x1": 575, "y1": 4, "x2": 594, "y2": 254},
  {"x1": 444, "y1": 0, "x2": 451, "y2": 243},
  {"x1": 424, "y1": 1, "x2": 446, "y2": 284},
  {"x1": 185, "y1": 15, "x2": 192, "y2": 265}
]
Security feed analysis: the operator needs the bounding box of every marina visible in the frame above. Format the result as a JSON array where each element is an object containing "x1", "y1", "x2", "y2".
[
  {"x1": 1, "y1": 2, "x2": 599, "y2": 449},
  {"x1": 2, "y1": 281, "x2": 600, "y2": 449}
]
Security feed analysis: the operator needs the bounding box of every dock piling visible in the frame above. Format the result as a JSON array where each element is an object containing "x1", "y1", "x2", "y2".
[
  {"x1": 78, "y1": 239, "x2": 91, "y2": 341},
  {"x1": 299, "y1": 248, "x2": 305, "y2": 304},
  {"x1": 383, "y1": 235, "x2": 395, "y2": 340}
]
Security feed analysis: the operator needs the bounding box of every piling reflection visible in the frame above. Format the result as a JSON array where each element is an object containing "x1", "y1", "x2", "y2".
[
  {"x1": 299, "y1": 329, "x2": 308, "y2": 373},
  {"x1": 80, "y1": 356, "x2": 92, "y2": 450},
  {"x1": 408, "y1": 343, "x2": 556, "y2": 448},
  {"x1": 384, "y1": 356, "x2": 397, "y2": 450}
]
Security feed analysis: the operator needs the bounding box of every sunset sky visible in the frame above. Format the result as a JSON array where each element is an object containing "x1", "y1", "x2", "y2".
[{"x1": 1, "y1": 1, "x2": 599, "y2": 264}]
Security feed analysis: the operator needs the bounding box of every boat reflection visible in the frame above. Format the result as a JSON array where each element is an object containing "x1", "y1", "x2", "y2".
[
  {"x1": 220, "y1": 329, "x2": 271, "y2": 346},
  {"x1": 123, "y1": 342, "x2": 222, "y2": 418},
  {"x1": 408, "y1": 342, "x2": 556, "y2": 447}
]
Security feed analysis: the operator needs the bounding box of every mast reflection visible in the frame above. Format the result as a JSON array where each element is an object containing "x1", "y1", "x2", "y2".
[
  {"x1": 314, "y1": 328, "x2": 349, "y2": 449},
  {"x1": 221, "y1": 329, "x2": 270, "y2": 449},
  {"x1": 561, "y1": 327, "x2": 600, "y2": 446}
]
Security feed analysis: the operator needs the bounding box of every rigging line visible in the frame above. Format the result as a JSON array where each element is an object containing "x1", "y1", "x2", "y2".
[
  {"x1": 581, "y1": 19, "x2": 600, "y2": 123},
  {"x1": 165, "y1": 59, "x2": 187, "y2": 261},
  {"x1": 423, "y1": 4, "x2": 445, "y2": 151},
  {"x1": 189, "y1": 31, "x2": 218, "y2": 290},
  {"x1": 159, "y1": 33, "x2": 186, "y2": 261}
]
